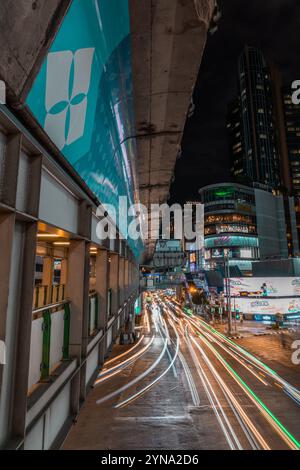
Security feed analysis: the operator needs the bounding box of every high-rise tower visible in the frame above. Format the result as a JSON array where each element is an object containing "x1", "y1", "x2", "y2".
[
  {"x1": 282, "y1": 88, "x2": 300, "y2": 197},
  {"x1": 229, "y1": 46, "x2": 280, "y2": 188}
]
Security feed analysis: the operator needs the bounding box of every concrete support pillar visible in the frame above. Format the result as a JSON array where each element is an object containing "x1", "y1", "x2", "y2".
[
  {"x1": 66, "y1": 240, "x2": 90, "y2": 406},
  {"x1": 128, "y1": 262, "x2": 132, "y2": 294},
  {"x1": 0, "y1": 134, "x2": 22, "y2": 208},
  {"x1": 42, "y1": 257, "x2": 53, "y2": 304},
  {"x1": 99, "y1": 338, "x2": 106, "y2": 367},
  {"x1": 109, "y1": 253, "x2": 119, "y2": 317},
  {"x1": 67, "y1": 241, "x2": 88, "y2": 358},
  {"x1": 10, "y1": 221, "x2": 38, "y2": 444},
  {"x1": 0, "y1": 213, "x2": 15, "y2": 446},
  {"x1": 109, "y1": 253, "x2": 119, "y2": 341},
  {"x1": 95, "y1": 249, "x2": 108, "y2": 330},
  {"x1": 124, "y1": 259, "x2": 129, "y2": 301},
  {"x1": 0, "y1": 130, "x2": 42, "y2": 447},
  {"x1": 119, "y1": 257, "x2": 125, "y2": 307},
  {"x1": 128, "y1": 301, "x2": 135, "y2": 335},
  {"x1": 75, "y1": 202, "x2": 92, "y2": 402},
  {"x1": 60, "y1": 258, "x2": 68, "y2": 286}
]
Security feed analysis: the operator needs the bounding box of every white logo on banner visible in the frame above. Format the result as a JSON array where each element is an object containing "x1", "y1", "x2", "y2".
[
  {"x1": 0, "y1": 340, "x2": 5, "y2": 365},
  {"x1": 0, "y1": 80, "x2": 6, "y2": 104},
  {"x1": 45, "y1": 48, "x2": 95, "y2": 150}
]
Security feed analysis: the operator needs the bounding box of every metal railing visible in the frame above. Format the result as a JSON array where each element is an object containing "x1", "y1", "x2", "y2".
[
  {"x1": 29, "y1": 301, "x2": 71, "y2": 390},
  {"x1": 33, "y1": 284, "x2": 65, "y2": 309},
  {"x1": 51, "y1": 284, "x2": 65, "y2": 304},
  {"x1": 28, "y1": 287, "x2": 137, "y2": 391}
]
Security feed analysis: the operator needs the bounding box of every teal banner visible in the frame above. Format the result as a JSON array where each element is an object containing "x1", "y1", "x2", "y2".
[{"x1": 26, "y1": 0, "x2": 143, "y2": 258}]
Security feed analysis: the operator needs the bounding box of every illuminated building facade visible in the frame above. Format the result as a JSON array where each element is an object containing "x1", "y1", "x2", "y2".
[
  {"x1": 228, "y1": 46, "x2": 280, "y2": 188},
  {"x1": 269, "y1": 72, "x2": 300, "y2": 246},
  {"x1": 200, "y1": 184, "x2": 259, "y2": 274},
  {"x1": 199, "y1": 183, "x2": 298, "y2": 275},
  {"x1": 282, "y1": 89, "x2": 300, "y2": 197},
  {"x1": 227, "y1": 99, "x2": 246, "y2": 182}
]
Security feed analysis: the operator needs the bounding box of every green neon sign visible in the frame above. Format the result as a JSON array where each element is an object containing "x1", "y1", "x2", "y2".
[{"x1": 214, "y1": 188, "x2": 234, "y2": 198}]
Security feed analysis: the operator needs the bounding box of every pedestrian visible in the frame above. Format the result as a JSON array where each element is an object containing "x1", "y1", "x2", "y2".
[{"x1": 240, "y1": 313, "x2": 244, "y2": 324}]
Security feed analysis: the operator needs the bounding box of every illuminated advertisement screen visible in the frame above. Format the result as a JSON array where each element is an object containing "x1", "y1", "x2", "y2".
[
  {"x1": 216, "y1": 224, "x2": 249, "y2": 234},
  {"x1": 205, "y1": 236, "x2": 258, "y2": 248},
  {"x1": 225, "y1": 277, "x2": 300, "y2": 297},
  {"x1": 231, "y1": 297, "x2": 300, "y2": 315},
  {"x1": 26, "y1": 0, "x2": 143, "y2": 259}
]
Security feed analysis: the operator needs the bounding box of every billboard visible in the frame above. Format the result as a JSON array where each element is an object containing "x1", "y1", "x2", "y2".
[
  {"x1": 205, "y1": 236, "x2": 258, "y2": 248},
  {"x1": 225, "y1": 277, "x2": 300, "y2": 297},
  {"x1": 26, "y1": 0, "x2": 143, "y2": 259},
  {"x1": 231, "y1": 297, "x2": 300, "y2": 316}
]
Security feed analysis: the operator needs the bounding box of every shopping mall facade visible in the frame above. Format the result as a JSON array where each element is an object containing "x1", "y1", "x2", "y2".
[{"x1": 199, "y1": 183, "x2": 299, "y2": 275}]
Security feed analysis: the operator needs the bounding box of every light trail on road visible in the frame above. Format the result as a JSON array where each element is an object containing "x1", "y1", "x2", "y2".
[
  {"x1": 94, "y1": 335, "x2": 155, "y2": 385},
  {"x1": 95, "y1": 335, "x2": 168, "y2": 405},
  {"x1": 95, "y1": 302, "x2": 173, "y2": 404},
  {"x1": 94, "y1": 292, "x2": 300, "y2": 450},
  {"x1": 104, "y1": 334, "x2": 146, "y2": 367},
  {"x1": 165, "y1": 297, "x2": 300, "y2": 450},
  {"x1": 186, "y1": 312, "x2": 300, "y2": 404},
  {"x1": 196, "y1": 331, "x2": 300, "y2": 450},
  {"x1": 188, "y1": 332, "x2": 268, "y2": 450},
  {"x1": 115, "y1": 317, "x2": 180, "y2": 409},
  {"x1": 157, "y1": 299, "x2": 250, "y2": 449},
  {"x1": 160, "y1": 300, "x2": 267, "y2": 450},
  {"x1": 183, "y1": 326, "x2": 244, "y2": 450}
]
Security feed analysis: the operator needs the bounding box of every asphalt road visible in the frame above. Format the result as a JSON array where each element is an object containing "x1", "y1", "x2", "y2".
[{"x1": 63, "y1": 294, "x2": 300, "y2": 450}]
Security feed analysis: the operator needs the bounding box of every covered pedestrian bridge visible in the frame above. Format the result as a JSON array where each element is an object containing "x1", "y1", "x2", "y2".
[{"x1": 0, "y1": 0, "x2": 215, "y2": 449}]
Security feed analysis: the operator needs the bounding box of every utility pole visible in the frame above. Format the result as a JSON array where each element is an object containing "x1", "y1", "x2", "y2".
[{"x1": 224, "y1": 250, "x2": 233, "y2": 336}]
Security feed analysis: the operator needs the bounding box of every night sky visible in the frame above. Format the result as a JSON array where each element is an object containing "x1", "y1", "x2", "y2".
[{"x1": 169, "y1": 0, "x2": 300, "y2": 204}]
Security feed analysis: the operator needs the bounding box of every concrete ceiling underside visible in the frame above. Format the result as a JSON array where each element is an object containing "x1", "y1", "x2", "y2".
[
  {"x1": 0, "y1": 0, "x2": 214, "y2": 264},
  {"x1": 0, "y1": 0, "x2": 72, "y2": 104},
  {"x1": 129, "y1": 0, "x2": 214, "y2": 262}
]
